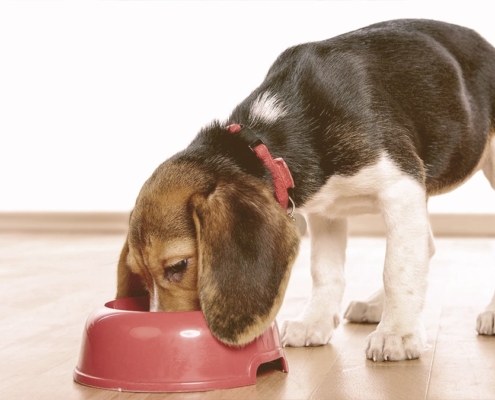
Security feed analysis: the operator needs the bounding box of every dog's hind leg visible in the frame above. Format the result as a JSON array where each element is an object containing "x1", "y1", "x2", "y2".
[
  {"x1": 477, "y1": 135, "x2": 495, "y2": 335},
  {"x1": 280, "y1": 215, "x2": 347, "y2": 347},
  {"x1": 477, "y1": 292, "x2": 495, "y2": 335},
  {"x1": 344, "y1": 289, "x2": 384, "y2": 323}
]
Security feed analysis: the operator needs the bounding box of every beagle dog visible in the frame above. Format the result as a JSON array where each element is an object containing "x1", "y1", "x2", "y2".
[{"x1": 117, "y1": 19, "x2": 495, "y2": 362}]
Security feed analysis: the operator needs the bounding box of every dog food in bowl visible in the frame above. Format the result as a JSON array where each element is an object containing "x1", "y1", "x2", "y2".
[{"x1": 73, "y1": 296, "x2": 288, "y2": 392}]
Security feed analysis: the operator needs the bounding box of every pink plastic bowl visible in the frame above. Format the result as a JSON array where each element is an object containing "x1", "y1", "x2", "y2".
[{"x1": 73, "y1": 297, "x2": 288, "y2": 392}]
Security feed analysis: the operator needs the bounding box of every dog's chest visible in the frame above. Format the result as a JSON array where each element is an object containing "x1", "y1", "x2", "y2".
[
  {"x1": 301, "y1": 187, "x2": 380, "y2": 218},
  {"x1": 299, "y1": 153, "x2": 404, "y2": 218}
]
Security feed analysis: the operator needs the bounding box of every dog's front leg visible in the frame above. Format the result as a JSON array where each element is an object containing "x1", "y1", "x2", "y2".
[
  {"x1": 281, "y1": 215, "x2": 347, "y2": 347},
  {"x1": 366, "y1": 178, "x2": 430, "y2": 361}
]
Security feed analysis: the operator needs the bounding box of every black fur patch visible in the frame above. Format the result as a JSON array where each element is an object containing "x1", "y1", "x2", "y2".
[{"x1": 219, "y1": 19, "x2": 495, "y2": 201}]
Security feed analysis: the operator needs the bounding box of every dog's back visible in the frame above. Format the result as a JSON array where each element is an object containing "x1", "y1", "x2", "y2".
[{"x1": 232, "y1": 19, "x2": 495, "y2": 197}]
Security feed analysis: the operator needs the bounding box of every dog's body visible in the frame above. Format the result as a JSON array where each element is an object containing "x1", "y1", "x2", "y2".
[{"x1": 117, "y1": 19, "x2": 495, "y2": 361}]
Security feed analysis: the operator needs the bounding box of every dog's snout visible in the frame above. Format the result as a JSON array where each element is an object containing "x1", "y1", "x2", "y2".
[{"x1": 149, "y1": 281, "x2": 162, "y2": 312}]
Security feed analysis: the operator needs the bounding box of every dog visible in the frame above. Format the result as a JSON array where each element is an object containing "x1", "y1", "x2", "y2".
[{"x1": 116, "y1": 19, "x2": 495, "y2": 362}]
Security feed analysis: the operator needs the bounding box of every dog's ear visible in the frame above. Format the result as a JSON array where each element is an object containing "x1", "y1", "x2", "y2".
[
  {"x1": 116, "y1": 236, "x2": 148, "y2": 299},
  {"x1": 190, "y1": 178, "x2": 300, "y2": 346}
]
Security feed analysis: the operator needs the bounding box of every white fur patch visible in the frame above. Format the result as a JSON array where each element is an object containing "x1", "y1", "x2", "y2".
[
  {"x1": 482, "y1": 134, "x2": 495, "y2": 190},
  {"x1": 300, "y1": 153, "x2": 402, "y2": 218},
  {"x1": 249, "y1": 92, "x2": 287, "y2": 125},
  {"x1": 281, "y1": 216, "x2": 346, "y2": 347},
  {"x1": 150, "y1": 281, "x2": 160, "y2": 312},
  {"x1": 284, "y1": 152, "x2": 431, "y2": 360}
]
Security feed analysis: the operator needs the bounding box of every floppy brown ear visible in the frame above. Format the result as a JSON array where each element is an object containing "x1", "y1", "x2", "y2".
[
  {"x1": 116, "y1": 237, "x2": 148, "y2": 299},
  {"x1": 191, "y1": 178, "x2": 300, "y2": 346}
]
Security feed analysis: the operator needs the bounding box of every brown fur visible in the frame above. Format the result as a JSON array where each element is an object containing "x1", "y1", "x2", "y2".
[
  {"x1": 116, "y1": 159, "x2": 300, "y2": 345},
  {"x1": 116, "y1": 238, "x2": 147, "y2": 299}
]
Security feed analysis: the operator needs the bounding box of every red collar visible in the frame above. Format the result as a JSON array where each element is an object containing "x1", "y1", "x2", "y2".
[{"x1": 226, "y1": 124, "x2": 295, "y2": 214}]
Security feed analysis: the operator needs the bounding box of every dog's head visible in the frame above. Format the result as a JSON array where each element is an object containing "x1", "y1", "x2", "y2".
[{"x1": 116, "y1": 150, "x2": 300, "y2": 346}]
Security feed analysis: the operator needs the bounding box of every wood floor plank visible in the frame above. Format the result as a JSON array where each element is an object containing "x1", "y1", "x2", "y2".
[
  {"x1": 427, "y1": 307, "x2": 495, "y2": 400},
  {"x1": 426, "y1": 238, "x2": 495, "y2": 400},
  {"x1": 1, "y1": 233, "x2": 495, "y2": 399}
]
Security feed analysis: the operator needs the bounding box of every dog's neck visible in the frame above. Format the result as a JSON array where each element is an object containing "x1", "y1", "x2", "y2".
[{"x1": 225, "y1": 123, "x2": 295, "y2": 212}]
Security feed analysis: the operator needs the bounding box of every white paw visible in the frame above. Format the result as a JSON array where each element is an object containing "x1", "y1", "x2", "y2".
[
  {"x1": 366, "y1": 330, "x2": 425, "y2": 362},
  {"x1": 280, "y1": 313, "x2": 340, "y2": 347},
  {"x1": 477, "y1": 311, "x2": 495, "y2": 335},
  {"x1": 344, "y1": 300, "x2": 382, "y2": 323}
]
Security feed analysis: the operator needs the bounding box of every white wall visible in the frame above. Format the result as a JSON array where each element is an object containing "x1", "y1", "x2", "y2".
[{"x1": 1, "y1": 1, "x2": 494, "y2": 212}]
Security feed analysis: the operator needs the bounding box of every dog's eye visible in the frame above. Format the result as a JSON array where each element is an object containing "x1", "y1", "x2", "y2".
[{"x1": 164, "y1": 259, "x2": 189, "y2": 282}]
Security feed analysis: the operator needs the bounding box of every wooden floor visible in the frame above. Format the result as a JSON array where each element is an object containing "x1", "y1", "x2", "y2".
[{"x1": 1, "y1": 231, "x2": 495, "y2": 399}]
